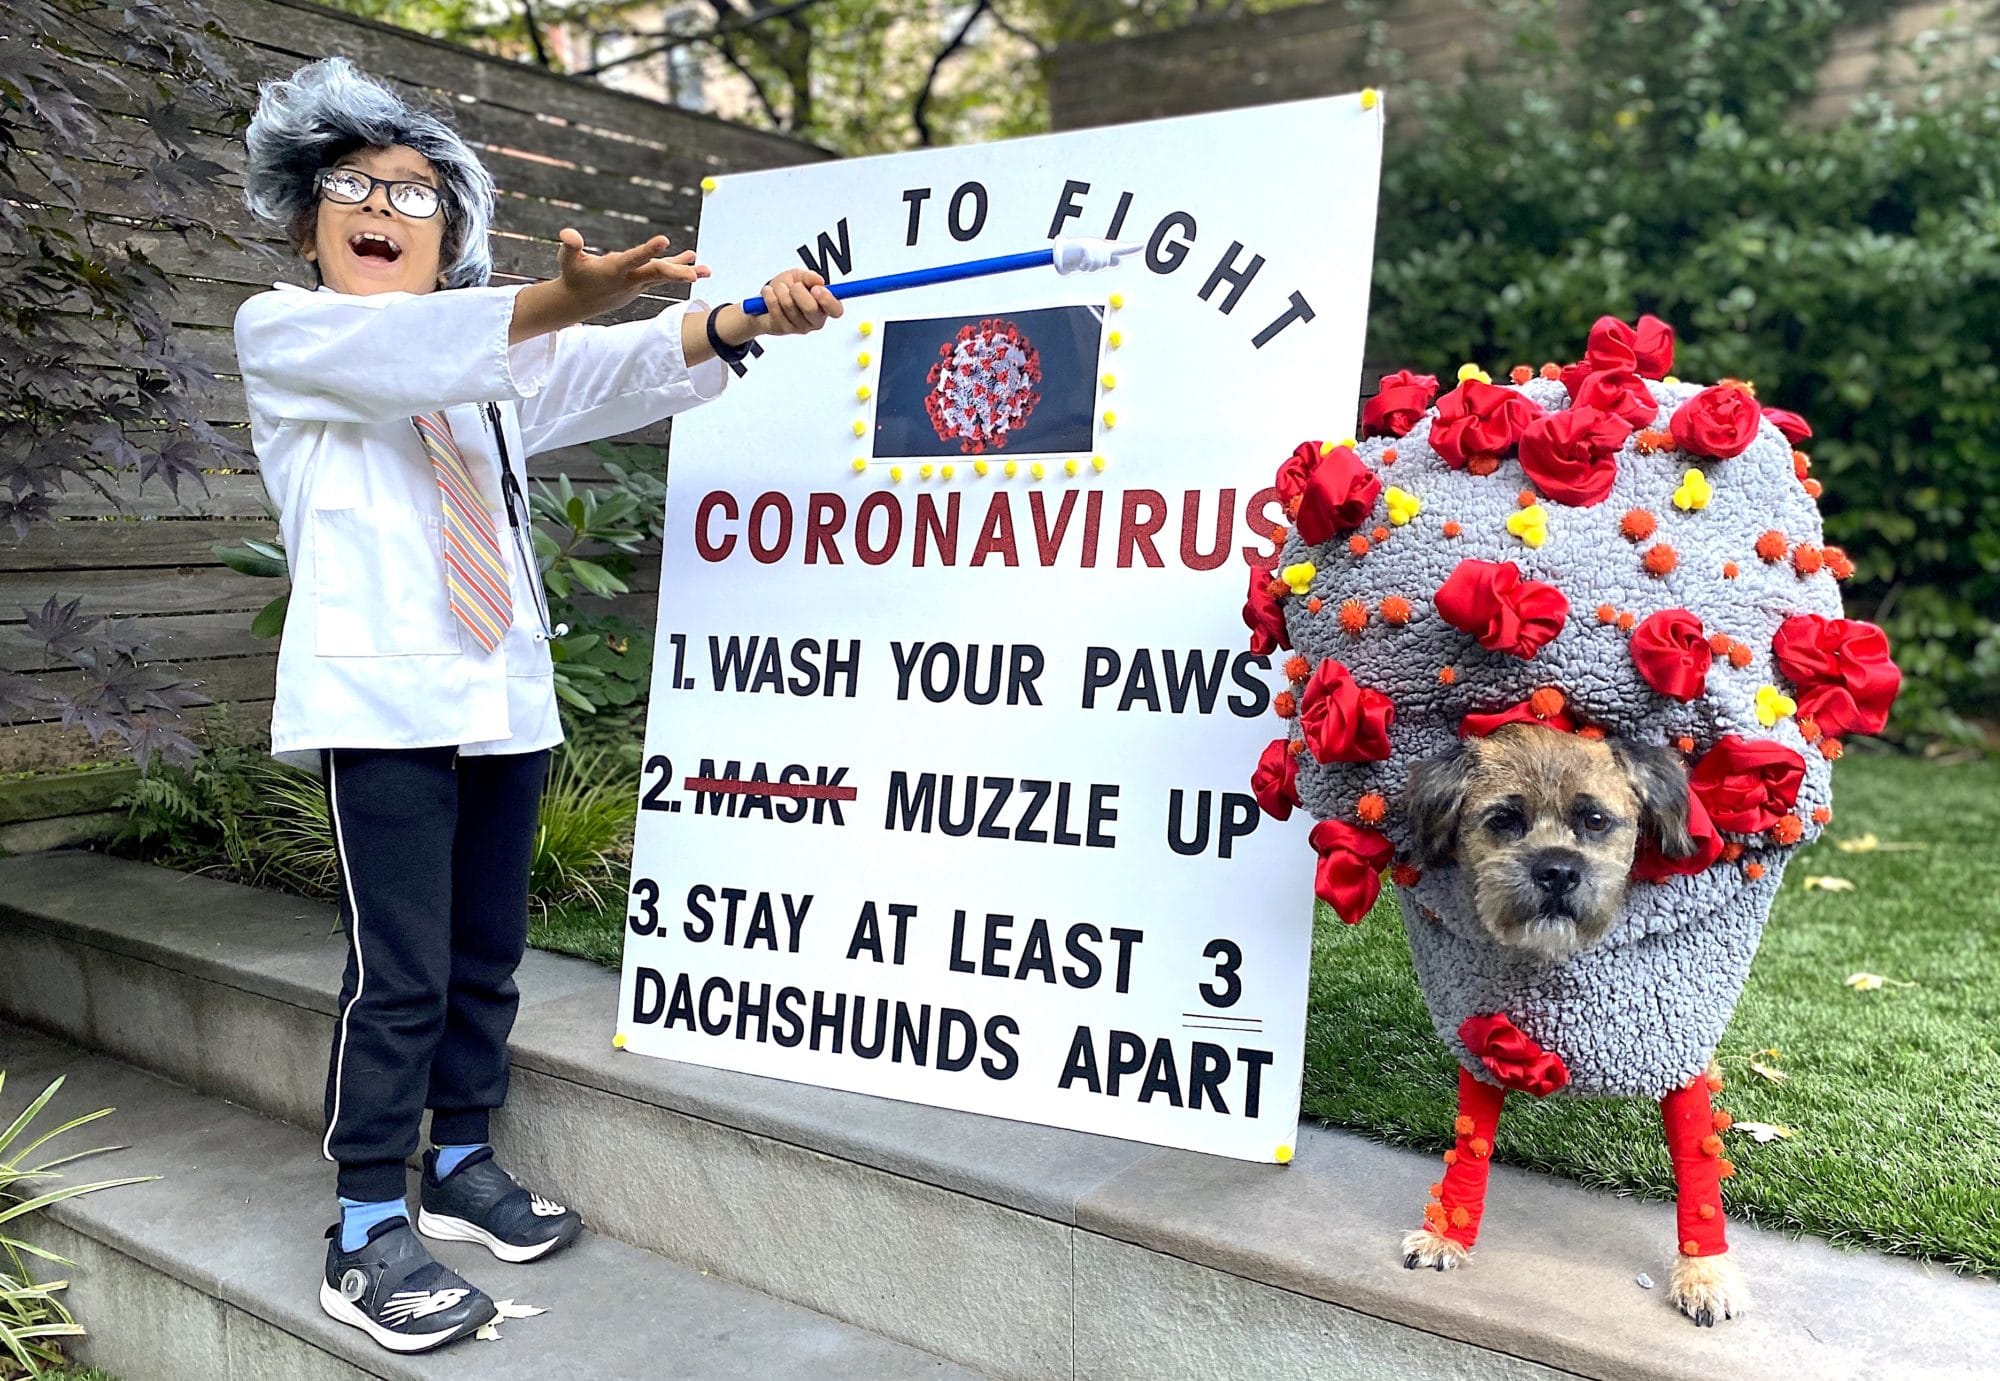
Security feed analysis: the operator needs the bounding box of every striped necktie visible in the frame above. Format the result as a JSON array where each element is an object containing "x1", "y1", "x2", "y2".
[{"x1": 413, "y1": 411, "x2": 512, "y2": 652}]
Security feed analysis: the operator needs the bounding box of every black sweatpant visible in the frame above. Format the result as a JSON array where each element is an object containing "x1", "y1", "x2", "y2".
[{"x1": 320, "y1": 746, "x2": 549, "y2": 1202}]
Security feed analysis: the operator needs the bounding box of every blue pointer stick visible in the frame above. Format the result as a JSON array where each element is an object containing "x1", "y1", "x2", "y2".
[{"x1": 739, "y1": 236, "x2": 1143, "y2": 317}]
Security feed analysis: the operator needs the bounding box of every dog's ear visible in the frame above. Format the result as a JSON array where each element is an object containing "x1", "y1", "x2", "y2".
[
  {"x1": 1613, "y1": 739, "x2": 1694, "y2": 858},
  {"x1": 1403, "y1": 742, "x2": 1471, "y2": 868}
]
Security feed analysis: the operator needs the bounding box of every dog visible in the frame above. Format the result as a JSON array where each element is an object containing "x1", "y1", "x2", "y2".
[{"x1": 1394, "y1": 722, "x2": 1746, "y2": 1326}]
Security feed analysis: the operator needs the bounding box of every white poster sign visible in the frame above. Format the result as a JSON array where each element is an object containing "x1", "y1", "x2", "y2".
[{"x1": 618, "y1": 96, "x2": 1384, "y2": 1161}]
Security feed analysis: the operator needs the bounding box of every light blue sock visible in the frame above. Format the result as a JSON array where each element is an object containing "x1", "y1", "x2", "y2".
[
  {"x1": 433, "y1": 1143, "x2": 487, "y2": 1179},
  {"x1": 337, "y1": 1197, "x2": 406, "y2": 1252}
]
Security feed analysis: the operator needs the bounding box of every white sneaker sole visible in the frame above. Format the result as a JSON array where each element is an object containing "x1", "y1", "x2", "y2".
[
  {"x1": 418, "y1": 1207, "x2": 573, "y2": 1263},
  {"x1": 317, "y1": 1279, "x2": 485, "y2": 1353}
]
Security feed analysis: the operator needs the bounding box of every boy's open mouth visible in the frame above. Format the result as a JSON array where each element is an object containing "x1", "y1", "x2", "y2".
[{"x1": 348, "y1": 230, "x2": 403, "y2": 263}]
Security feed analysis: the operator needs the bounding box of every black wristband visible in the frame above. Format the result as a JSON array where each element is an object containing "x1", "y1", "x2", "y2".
[{"x1": 705, "y1": 307, "x2": 765, "y2": 378}]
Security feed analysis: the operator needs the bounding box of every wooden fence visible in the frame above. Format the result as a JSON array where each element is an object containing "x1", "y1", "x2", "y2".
[{"x1": 0, "y1": 0, "x2": 828, "y2": 786}]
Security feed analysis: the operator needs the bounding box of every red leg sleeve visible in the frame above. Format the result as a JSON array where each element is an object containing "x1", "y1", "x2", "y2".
[
  {"x1": 1423, "y1": 1066, "x2": 1507, "y2": 1249},
  {"x1": 1660, "y1": 1074, "x2": 1732, "y2": 1257}
]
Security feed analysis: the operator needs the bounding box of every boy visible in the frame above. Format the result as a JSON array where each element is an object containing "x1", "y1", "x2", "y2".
[{"x1": 235, "y1": 56, "x2": 838, "y2": 1353}]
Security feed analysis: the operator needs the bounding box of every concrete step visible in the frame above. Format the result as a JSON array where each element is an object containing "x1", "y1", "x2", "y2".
[
  {"x1": 0, "y1": 1020, "x2": 975, "y2": 1381},
  {"x1": 4, "y1": 851, "x2": 1997, "y2": 1380}
]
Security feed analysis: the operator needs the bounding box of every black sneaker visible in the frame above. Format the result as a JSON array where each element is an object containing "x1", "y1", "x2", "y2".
[
  {"x1": 319, "y1": 1217, "x2": 496, "y2": 1353},
  {"x1": 417, "y1": 1147, "x2": 583, "y2": 1263}
]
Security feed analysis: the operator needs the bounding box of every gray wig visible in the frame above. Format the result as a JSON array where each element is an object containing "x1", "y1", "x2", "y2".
[{"x1": 243, "y1": 57, "x2": 496, "y2": 289}]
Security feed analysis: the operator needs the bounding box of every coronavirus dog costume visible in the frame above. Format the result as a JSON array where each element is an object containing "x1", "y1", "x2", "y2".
[{"x1": 1244, "y1": 315, "x2": 1900, "y2": 1323}]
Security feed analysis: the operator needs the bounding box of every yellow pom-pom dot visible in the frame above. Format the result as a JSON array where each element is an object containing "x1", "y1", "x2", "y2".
[
  {"x1": 1108, "y1": 331, "x2": 1123, "y2": 349},
  {"x1": 1506, "y1": 503, "x2": 1549, "y2": 548},
  {"x1": 941, "y1": 464, "x2": 955, "y2": 480},
  {"x1": 1672, "y1": 467, "x2": 1713, "y2": 512},
  {"x1": 1091, "y1": 454, "x2": 1107, "y2": 472},
  {"x1": 1064, "y1": 458, "x2": 1079, "y2": 476},
  {"x1": 1663, "y1": 374, "x2": 1680, "y2": 386},
  {"x1": 1102, "y1": 410, "x2": 1117, "y2": 428},
  {"x1": 1385, "y1": 486, "x2": 1423, "y2": 526},
  {"x1": 850, "y1": 458, "x2": 867, "y2": 473},
  {"x1": 1281, "y1": 561, "x2": 1317, "y2": 596},
  {"x1": 852, "y1": 420, "x2": 867, "y2": 437},
  {"x1": 974, "y1": 459, "x2": 990, "y2": 477},
  {"x1": 699, "y1": 176, "x2": 718, "y2": 194},
  {"x1": 612, "y1": 1031, "x2": 629, "y2": 1048},
  {"x1": 1339, "y1": 437, "x2": 1357, "y2": 450},
  {"x1": 1031, "y1": 461, "x2": 1046, "y2": 480},
  {"x1": 1457, "y1": 362, "x2": 1491, "y2": 385},
  {"x1": 858, "y1": 321, "x2": 874, "y2": 337},
  {"x1": 1101, "y1": 373, "x2": 1116, "y2": 390},
  {"x1": 1320, "y1": 440, "x2": 1337, "y2": 456},
  {"x1": 1755, "y1": 684, "x2": 1798, "y2": 727},
  {"x1": 1274, "y1": 1143, "x2": 1295, "y2": 1164},
  {"x1": 857, "y1": 351, "x2": 872, "y2": 368},
  {"x1": 889, "y1": 466, "x2": 904, "y2": 483},
  {"x1": 1004, "y1": 460, "x2": 1019, "y2": 478},
  {"x1": 856, "y1": 385, "x2": 872, "y2": 402},
  {"x1": 1108, "y1": 292, "x2": 1125, "y2": 310},
  {"x1": 1360, "y1": 88, "x2": 1379, "y2": 110},
  {"x1": 919, "y1": 463, "x2": 934, "y2": 480}
]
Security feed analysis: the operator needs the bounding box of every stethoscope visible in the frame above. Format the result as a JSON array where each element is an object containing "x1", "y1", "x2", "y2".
[{"x1": 482, "y1": 401, "x2": 568, "y2": 643}]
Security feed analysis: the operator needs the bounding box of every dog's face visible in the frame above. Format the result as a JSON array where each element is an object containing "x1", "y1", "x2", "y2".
[{"x1": 1402, "y1": 725, "x2": 1694, "y2": 955}]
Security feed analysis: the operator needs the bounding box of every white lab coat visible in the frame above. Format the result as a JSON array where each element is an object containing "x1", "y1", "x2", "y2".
[{"x1": 233, "y1": 282, "x2": 726, "y2": 768}]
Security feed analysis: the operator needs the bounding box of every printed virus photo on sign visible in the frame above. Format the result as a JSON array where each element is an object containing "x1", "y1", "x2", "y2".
[{"x1": 872, "y1": 304, "x2": 1105, "y2": 459}]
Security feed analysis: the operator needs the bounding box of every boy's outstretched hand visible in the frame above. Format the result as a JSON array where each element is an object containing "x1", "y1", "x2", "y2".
[{"x1": 555, "y1": 228, "x2": 709, "y2": 317}]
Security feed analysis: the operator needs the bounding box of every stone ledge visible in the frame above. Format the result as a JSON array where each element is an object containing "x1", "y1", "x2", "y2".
[{"x1": 3, "y1": 850, "x2": 1996, "y2": 1380}]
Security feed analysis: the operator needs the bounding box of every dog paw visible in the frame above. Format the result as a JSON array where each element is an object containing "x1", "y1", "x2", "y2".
[
  {"x1": 1669, "y1": 1251, "x2": 1747, "y2": 1326},
  {"x1": 1400, "y1": 1225, "x2": 1470, "y2": 1272}
]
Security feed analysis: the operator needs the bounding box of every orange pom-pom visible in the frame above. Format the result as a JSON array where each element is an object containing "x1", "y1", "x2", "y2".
[
  {"x1": 1441, "y1": 520, "x2": 1462, "y2": 538},
  {"x1": 1380, "y1": 595, "x2": 1413, "y2": 625},
  {"x1": 1467, "y1": 454, "x2": 1500, "y2": 476},
  {"x1": 1454, "y1": 1115, "x2": 1475, "y2": 1135},
  {"x1": 1356, "y1": 793, "x2": 1387, "y2": 824},
  {"x1": 1372, "y1": 525, "x2": 1391, "y2": 543},
  {"x1": 1803, "y1": 478, "x2": 1823, "y2": 499},
  {"x1": 1429, "y1": 1181, "x2": 1445, "y2": 1200},
  {"x1": 1682, "y1": 1239, "x2": 1703, "y2": 1256},
  {"x1": 1821, "y1": 737, "x2": 1844, "y2": 760},
  {"x1": 1469, "y1": 1137, "x2": 1491, "y2": 1158},
  {"x1": 1438, "y1": 666, "x2": 1457, "y2": 685},
  {"x1": 1450, "y1": 1206, "x2": 1472, "y2": 1229},
  {"x1": 1286, "y1": 494, "x2": 1304, "y2": 519},
  {"x1": 1540, "y1": 362, "x2": 1561, "y2": 380},
  {"x1": 1635, "y1": 428, "x2": 1674, "y2": 453},
  {"x1": 1700, "y1": 1134, "x2": 1725, "y2": 1157},
  {"x1": 1271, "y1": 524, "x2": 1288, "y2": 544},
  {"x1": 1771, "y1": 815, "x2": 1804, "y2": 845},
  {"x1": 1273, "y1": 691, "x2": 1297, "y2": 719},
  {"x1": 1712, "y1": 1110, "x2": 1733, "y2": 1131},
  {"x1": 1267, "y1": 578, "x2": 1289, "y2": 598},
  {"x1": 1530, "y1": 687, "x2": 1566, "y2": 719},
  {"x1": 1792, "y1": 543, "x2": 1824, "y2": 576},
  {"x1": 1825, "y1": 546, "x2": 1855, "y2": 580},
  {"x1": 1577, "y1": 723, "x2": 1607, "y2": 742},
  {"x1": 1721, "y1": 842, "x2": 1745, "y2": 862},
  {"x1": 1676, "y1": 735, "x2": 1697, "y2": 754},
  {"x1": 1722, "y1": 561, "x2": 1740, "y2": 579},
  {"x1": 1306, "y1": 596, "x2": 1323, "y2": 614},
  {"x1": 1288, "y1": 739, "x2": 1307, "y2": 757},
  {"x1": 1393, "y1": 863, "x2": 1423, "y2": 887},
  {"x1": 1383, "y1": 447, "x2": 1399, "y2": 464},
  {"x1": 1596, "y1": 604, "x2": 1618, "y2": 624},
  {"x1": 1425, "y1": 1202, "x2": 1449, "y2": 1229},
  {"x1": 1339, "y1": 598, "x2": 1369, "y2": 634},
  {"x1": 1621, "y1": 508, "x2": 1658, "y2": 541},
  {"x1": 1718, "y1": 1159, "x2": 1737, "y2": 1179},
  {"x1": 1705, "y1": 1068, "x2": 1726, "y2": 1093},
  {"x1": 1285, "y1": 655, "x2": 1310, "y2": 682},
  {"x1": 1812, "y1": 806, "x2": 1832, "y2": 824},
  {"x1": 1615, "y1": 611, "x2": 1636, "y2": 632},
  {"x1": 1744, "y1": 862, "x2": 1766, "y2": 881},
  {"x1": 1793, "y1": 450, "x2": 1811, "y2": 478},
  {"x1": 1707, "y1": 632, "x2": 1734, "y2": 655},
  {"x1": 1698, "y1": 1204, "x2": 1717, "y2": 1221},
  {"x1": 1643, "y1": 543, "x2": 1678, "y2": 576},
  {"x1": 1727, "y1": 643, "x2": 1753, "y2": 669},
  {"x1": 1517, "y1": 489, "x2": 1537, "y2": 508},
  {"x1": 1349, "y1": 535, "x2": 1371, "y2": 557},
  {"x1": 1511, "y1": 365, "x2": 1534, "y2": 384},
  {"x1": 1442, "y1": 1149, "x2": 1459, "y2": 1166},
  {"x1": 1756, "y1": 530, "x2": 1789, "y2": 562}
]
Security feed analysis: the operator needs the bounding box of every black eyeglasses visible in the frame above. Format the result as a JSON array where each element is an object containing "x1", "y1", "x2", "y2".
[{"x1": 314, "y1": 168, "x2": 444, "y2": 220}]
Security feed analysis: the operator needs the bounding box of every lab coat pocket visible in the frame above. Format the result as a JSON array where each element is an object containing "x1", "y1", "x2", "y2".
[{"x1": 312, "y1": 504, "x2": 462, "y2": 657}]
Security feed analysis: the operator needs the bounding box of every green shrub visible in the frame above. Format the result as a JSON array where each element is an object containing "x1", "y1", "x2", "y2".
[{"x1": 1365, "y1": 0, "x2": 2000, "y2": 742}]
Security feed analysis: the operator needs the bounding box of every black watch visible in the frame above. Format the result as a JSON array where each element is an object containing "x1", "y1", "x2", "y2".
[{"x1": 705, "y1": 307, "x2": 765, "y2": 378}]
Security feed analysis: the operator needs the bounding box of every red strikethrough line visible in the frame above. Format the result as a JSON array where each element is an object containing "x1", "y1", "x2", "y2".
[{"x1": 683, "y1": 777, "x2": 859, "y2": 802}]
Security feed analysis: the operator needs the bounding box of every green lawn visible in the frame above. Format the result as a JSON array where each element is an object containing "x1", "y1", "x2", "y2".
[{"x1": 533, "y1": 751, "x2": 2000, "y2": 1274}]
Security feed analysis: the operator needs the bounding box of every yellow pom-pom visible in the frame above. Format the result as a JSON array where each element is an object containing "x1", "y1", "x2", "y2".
[
  {"x1": 699, "y1": 176, "x2": 718, "y2": 194},
  {"x1": 1359, "y1": 88, "x2": 1379, "y2": 111},
  {"x1": 850, "y1": 458, "x2": 867, "y2": 473},
  {"x1": 856, "y1": 385, "x2": 872, "y2": 402},
  {"x1": 857, "y1": 351, "x2": 872, "y2": 367},
  {"x1": 858, "y1": 321, "x2": 874, "y2": 337},
  {"x1": 1281, "y1": 561, "x2": 1317, "y2": 596},
  {"x1": 1108, "y1": 292, "x2": 1125, "y2": 310},
  {"x1": 889, "y1": 466, "x2": 904, "y2": 483},
  {"x1": 941, "y1": 464, "x2": 955, "y2": 480},
  {"x1": 1457, "y1": 362, "x2": 1491, "y2": 385},
  {"x1": 1091, "y1": 454, "x2": 1107, "y2": 472},
  {"x1": 974, "y1": 459, "x2": 990, "y2": 477},
  {"x1": 1274, "y1": 1143, "x2": 1295, "y2": 1164},
  {"x1": 1663, "y1": 374, "x2": 1680, "y2": 386},
  {"x1": 1004, "y1": 460, "x2": 1018, "y2": 478},
  {"x1": 852, "y1": 420, "x2": 867, "y2": 437},
  {"x1": 919, "y1": 463, "x2": 934, "y2": 480},
  {"x1": 1031, "y1": 461, "x2": 1046, "y2": 480},
  {"x1": 1101, "y1": 373, "x2": 1116, "y2": 390},
  {"x1": 1506, "y1": 503, "x2": 1549, "y2": 549},
  {"x1": 1673, "y1": 468, "x2": 1713, "y2": 512},
  {"x1": 1319, "y1": 440, "x2": 1336, "y2": 456},
  {"x1": 1755, "y1": 685, "x2": 1798, "y2": 727},
  {"x1": 1385, "y1": 486, "x2": 1423, "y2": 526},
  {"x1": 1102, "y1": 410, "x2": 1117, "y2": 428},
  {"x1": 1064, "y1": 458, "x2": 1079, "y2": 476},
  {"x1": 1108, "y1": 331, "x2": 1123, "y2": 349},
  {"x1": 1339, "y1": 437, "x2": 1357, "y2": 450},
  {"x1": 612, "y1": 1031, "x2": 629, "y2": 1049}
]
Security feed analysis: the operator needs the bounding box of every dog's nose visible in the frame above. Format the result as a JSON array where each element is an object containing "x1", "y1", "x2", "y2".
[{"x1": 1531, "y1": 856, "x2": 1582, "y2": 897}]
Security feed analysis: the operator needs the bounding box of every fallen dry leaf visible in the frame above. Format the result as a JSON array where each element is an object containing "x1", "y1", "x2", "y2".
[
  {"x1": 1733, "y1": 1122, "x2": 1794, "y2": 1143},
  {"x1": 1835, "y1": 832, "x2": 1924, "y2": 854},
  {"x1": 475, "y1": 1323, "x2": 500, "y2": 1342},
  {"x1": 474, "y1": 1299, "x2": 547, "y2": 1341},
  {"x1": 1846, "y1": 972, "x2": 1887, "y2": 991},
  {"x1": 1803, "y1": 876, "x2": 1856, "y2": 892},
  {"x1": 1748, "y1": 1060, "x2": 1789, "y2": 1085}
]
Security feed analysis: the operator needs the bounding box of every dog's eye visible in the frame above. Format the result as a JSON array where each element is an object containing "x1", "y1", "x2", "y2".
[
  {"x1": 1579, "y1": 809, "x2": 1612, "y2": 835},
  {"x1": 1485, "y1": 808, "x2": 1526, "y2": 839}
]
